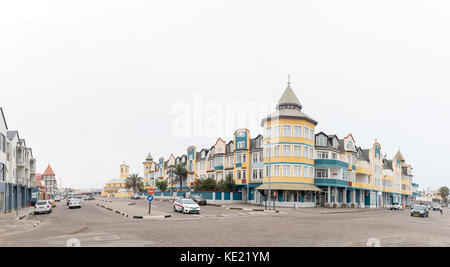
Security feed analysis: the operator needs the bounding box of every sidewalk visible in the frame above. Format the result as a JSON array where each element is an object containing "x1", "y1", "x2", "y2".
[
  {"x1": 217, "y1": 203, "x2": 387, "y2": 214},
  {"x1": 0, "y1": 207, "x2": 34, "y2": 221},
  {"x1": 95, "y1": 200, "x2": 171, "y2": 220}
]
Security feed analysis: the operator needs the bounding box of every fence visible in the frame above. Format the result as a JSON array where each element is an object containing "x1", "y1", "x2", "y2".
[{"x1": 152, "y1": 191, "x2": 244, "y2": 204}]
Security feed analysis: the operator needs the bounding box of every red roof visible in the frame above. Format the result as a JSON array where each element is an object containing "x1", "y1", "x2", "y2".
[{"x1": 43, "y1": 165, "x2": 55, "y2": 176}]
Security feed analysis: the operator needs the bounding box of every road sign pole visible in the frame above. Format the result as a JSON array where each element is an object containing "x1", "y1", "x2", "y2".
[{"x1": 148, "y1": 201, "x2": 152, "y2": 215}]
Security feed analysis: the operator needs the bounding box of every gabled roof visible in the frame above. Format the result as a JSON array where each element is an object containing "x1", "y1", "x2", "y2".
[
  {"x1": 344, "y1": 134, "x2": 356, "y2": 143},
  {"x1": 215, "y1": 138, "x2": 226, "y2": 145},
  {"x1": 394, "y1": 150, "x2": 405, "y2": 162},
  {"x1": 43, "y1": 165, "x2": 55, "y2": 176},
  {"x1": 382, "y1": 159, "x2": 393, "y2": 170},
  {"x1": 6, "y1": 130, "x2": 19, "y2": 140},
  {"x1": 0, "y1": 107, "x2": 8, "y2": 130}
]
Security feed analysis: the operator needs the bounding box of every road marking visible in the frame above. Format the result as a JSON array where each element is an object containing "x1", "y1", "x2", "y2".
[{"x1": 94, "y1": 235, "x2": 120, "y2": 241}]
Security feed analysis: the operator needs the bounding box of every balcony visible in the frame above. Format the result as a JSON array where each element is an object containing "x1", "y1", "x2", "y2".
[
  {"x1": 314, "y1": 159, "x2": 348, "y2": 169},
  {"x1": 16, "y1": 158, "x2": 25, "y2": 167},
  {"x1": 314, "y1": 178, "x2": 350, "y2": 188}
]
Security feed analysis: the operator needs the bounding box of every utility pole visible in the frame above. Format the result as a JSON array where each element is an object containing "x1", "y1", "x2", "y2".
[{"x1": 268, "y1": 142, "x2": 272, "y2": 210}]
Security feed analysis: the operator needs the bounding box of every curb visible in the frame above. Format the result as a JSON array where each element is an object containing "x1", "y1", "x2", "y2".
[
  {"x1": 224, "y1": 206, "x2": 276, "y2": 212},
  {"x1": 16, "y1": 210, "x2": 34, "y2": 221},
  {"x1": 95, "y1": 203, "x2": 171, "y2": 220}
]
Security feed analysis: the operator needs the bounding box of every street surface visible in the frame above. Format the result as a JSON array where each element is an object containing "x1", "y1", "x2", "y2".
[{"x1": 1, "y1": 198, "x2": 450, "y2": 247}]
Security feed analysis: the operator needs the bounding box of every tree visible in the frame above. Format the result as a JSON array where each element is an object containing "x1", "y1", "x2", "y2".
[
  {"x1": 194, "y1": 177, "x2": 217, "y2": 191},
  {"x1": 156, "y1": 180, "x2": 168, "y2": 192},
  {"x1": 125, "y1": 174, "x2": 144, "y2": 194},
  {"x1": 217, "y1": 174, "x2": 235, "y2": 191},
  {"x1": 168, "y1": 162, "x2": 188, "y2": 191},
  {"x1": 439, "y1": 186, "x2": 449, "y2": 206}
]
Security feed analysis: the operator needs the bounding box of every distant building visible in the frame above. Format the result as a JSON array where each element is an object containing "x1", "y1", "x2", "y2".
[
  {"x1": 102, "y1": 163, "x2": 132, "y2": 197},
  {"x1": 42, "y1": 165, "x2": 57, "y2": 199}
]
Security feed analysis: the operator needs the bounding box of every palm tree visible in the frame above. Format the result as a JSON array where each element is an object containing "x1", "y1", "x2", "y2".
[
  {"x1": 439, "y1": 186, "x2": 449, "y2": 206},
  {"x1": 125, "y1": 174, "x2": 144, "y2": 194},
  {"x1": 168, "y1": 162, "x2": 188, "y2": 191}
]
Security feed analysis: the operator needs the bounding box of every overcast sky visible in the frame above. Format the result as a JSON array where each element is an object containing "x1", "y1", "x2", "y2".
[{"x1": 1, "y1": 0, "x2": 449, "y2": 189}]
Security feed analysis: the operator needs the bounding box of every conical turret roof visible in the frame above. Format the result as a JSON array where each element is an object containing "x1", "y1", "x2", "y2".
[
  {"x1": 277, "y1": 85, "x2": 302, "y2": 110},
  {"x1": 146, "y1": 152, "x2": 153, "y2": 161},
  {"x1": 261, "y1": 82, "x2": 317, "y2": 126}
]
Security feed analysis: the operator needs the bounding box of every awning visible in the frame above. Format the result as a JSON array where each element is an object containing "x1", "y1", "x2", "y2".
[{"x1": 255, "y1": 183, "x2": 322, "y2": 192}]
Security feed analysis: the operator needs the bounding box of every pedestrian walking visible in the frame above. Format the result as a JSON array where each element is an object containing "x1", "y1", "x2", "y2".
[{"x1": 439, "y1": 205, "x2": 443, "y2": 215}]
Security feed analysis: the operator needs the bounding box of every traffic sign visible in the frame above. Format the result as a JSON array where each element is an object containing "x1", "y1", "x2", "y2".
[
  {"x1": 147, "y1": 188, "x2": 155, "y2": 195},
  {"x1": 147, "y1": 195, "x2": 154, "y2": 202}
]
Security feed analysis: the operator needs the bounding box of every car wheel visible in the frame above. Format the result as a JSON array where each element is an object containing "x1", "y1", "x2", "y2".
[
  {"x1": 173, "y1": 206, "x2": 177, "y2": 212},
  {"x1": 182, "y1": 208, "x2": 185, "y2": 214}
]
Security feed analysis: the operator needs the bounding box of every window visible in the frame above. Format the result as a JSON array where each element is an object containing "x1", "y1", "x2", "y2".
[
  {"x1": 215, "y1": 157, "x2": 223, "y2": 167},
  {"x1": 237, "y1": 141, "x2": 245, "y2": 149},
  {"x1": 315, "y1": 135, "x2": 327, "y2": 146},
  {"x1": 0, "y1": 134, "x2": 5, "y2": 153},
  {"x1": 294, "y1": 145, "x2": 302, "y2": 157},
  {"x1": 282, "y1": 165, "x2": 291, "y2": 176},
  {"x1": 242, "y1": 170, "x2": 246, "y2": 179},
  {"x1": 253, "y1": 169, "x2": 258, "y2": 179},
  {"x1": 294, "y1": 125, "x2": 302, "y2": 137},
  {"x1": 273, "y1": 165, "x2": 280, "y2": 176},
  {"x1": 236, "y1": 153, "x2": 242, "y2": 163},
  {"x1": 293, "y1": 165, "x2": 302, "y2": 177},
  {"x1": 316, "y1": 169, "x2": 328, "y2": 178},
  {"x1": 274, "y1": 125, "x2": 281, "y2": 138},
  {"x1": 259, "y1": 169, "x2": 263, "y2": 179},
  {"x1": 265, "y1": 146, "x2": 272, "y2": 158},
  {"x1": 274, "y1": 145, "x2": 281, "y2": 157},
  {"x1": 316, "y1": 151, "x2": 328, "y2": 159},
  {"x1": 304, "y1": 166, "x2": 309, "y2": 177},
  {"x1": 256, "y1": 138, "x2": 262, "y2": 148},
  {"x1": 332, "y1": 139, "x2": 338, "y2": 148},
  {"x1": 331, "y1": 153, "x2": 337, "y2": 160},
  {"x1": 252, "y1": 152, "x2": 258, "y2": 162},
  {"x1": 236, "y1": 170, "x2": 241, "y2": 179},
  {"x1": 266, "y1": 127, "x2": 272, "y2": 138},
  {"x1": 265, "y1": 165, "x2": 271, "y2": 177},
  {"x1": 282, "y1": 144, "x2": 291, "y2": 157},
  {"x1": 282, "y1": 125, "x2": 292, "y2": 137}
]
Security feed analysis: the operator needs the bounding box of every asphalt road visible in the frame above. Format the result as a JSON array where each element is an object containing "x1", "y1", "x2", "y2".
[{"x1": 1, "y1": 199, "x2": 450, "y2": 247}]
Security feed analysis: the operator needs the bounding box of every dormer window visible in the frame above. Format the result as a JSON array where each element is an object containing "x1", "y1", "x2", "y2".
[
  {"x1": 332, "y1": 139, "x2": 338, "y2": 149},
  {"x1": 315, "y1": 135, "x2": 327, "y2": 147}
]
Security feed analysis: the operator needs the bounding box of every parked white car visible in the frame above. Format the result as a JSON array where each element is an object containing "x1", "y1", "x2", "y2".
[
  {"x1": 173, "y1": 198, "x2": 201, "y2": 214},
  {"x1": 34, "y1": 200, "x2": 52, "y2": 215},
  {"x1": 68, "y1": 198, "x2": 82, "y2": 209},
  {"x1": 390, "y1": 203, "x2": 403, "y2": 210}
]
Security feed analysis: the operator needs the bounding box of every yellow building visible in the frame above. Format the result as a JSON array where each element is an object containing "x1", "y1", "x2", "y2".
[
  {"x1": 120, "y1": 163, "x2": 130, "y2": 179},
  {"x1": 101, "y1": 162, "x2": 132, "y2": 197},
  {"x1": 256, "y1": 81, "x2": 322, "y2": 207}
]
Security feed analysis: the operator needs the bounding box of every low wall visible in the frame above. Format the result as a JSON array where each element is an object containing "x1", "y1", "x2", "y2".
[{"x1": 153, "y1": 191, "x2": 245, "y2": 205}]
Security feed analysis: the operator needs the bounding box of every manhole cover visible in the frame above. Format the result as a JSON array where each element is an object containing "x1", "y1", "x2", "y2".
[{"x1": 94, "y1": 235, "x2": 120, "y2": 241}]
